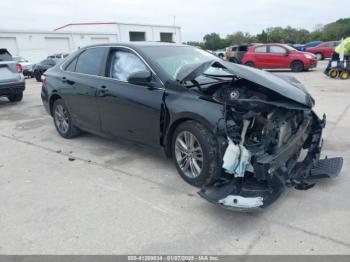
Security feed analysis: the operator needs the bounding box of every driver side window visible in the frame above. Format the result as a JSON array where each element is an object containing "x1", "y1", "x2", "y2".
[{"x1": 109, "y1": 50, "x2": 149, "y2": 81}]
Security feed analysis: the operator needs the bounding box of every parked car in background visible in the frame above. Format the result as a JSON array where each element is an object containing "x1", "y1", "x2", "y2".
[
  {"x1": 241, "y1": 43, "x2": 317, "y2": 72},
  {"x1": 47, "y1": 53, "x2": 69, "y2": 59},
  {"x1": 0, "y1": 49, "x2": 25, "y2": 102},
  {"x1": 306, "y1": 41, "x2": 340, "y2": 60},
  {"x1": 292, "y1": 41, "x2": 323, "y2": 51},
  {"x1": 33, "y1": 58, "x2": 60, "y2": 81},
  {"x1": 13, "y1": 56, "x2": 34, "y2": 77},
  {"x1": 41, "y1": 42, "x2": 342, "y2": 211},
  {"x1": 226, "y1": 44, "x2": 256, "y2": 63},
  {"x1": 213, "y1": 49, "x2": 226, "y2": 59}
]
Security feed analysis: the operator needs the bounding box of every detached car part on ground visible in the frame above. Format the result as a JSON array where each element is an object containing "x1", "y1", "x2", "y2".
[
  {"x1": 0, "y1": 49, "x2": 25, "y2": 102},
  {"x1": 41, "y1": 43, "x2": 343, "y2": 212}
]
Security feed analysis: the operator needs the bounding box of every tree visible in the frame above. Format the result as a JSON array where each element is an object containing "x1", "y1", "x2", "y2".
[
  {"x1": 187, "y1": 18, "x2": 350, "y2": 49},
  {"x1": 203, "y1": 33, "x2": 224, "y2": 50}
]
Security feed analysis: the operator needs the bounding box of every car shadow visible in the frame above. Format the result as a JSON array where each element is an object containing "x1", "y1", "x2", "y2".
[{"x1": 0, "y1": 98, "x2": 16, "y2": 107}]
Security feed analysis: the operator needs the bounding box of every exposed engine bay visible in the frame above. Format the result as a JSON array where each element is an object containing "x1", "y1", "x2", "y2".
[{"x1": 187, "y1": 70, "x2": 343, "y2": 211}]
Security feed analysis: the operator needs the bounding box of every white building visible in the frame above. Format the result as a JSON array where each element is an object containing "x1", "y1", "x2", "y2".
[{"x1": 0, "y1": 22, "x2": 181, "y2": 63}]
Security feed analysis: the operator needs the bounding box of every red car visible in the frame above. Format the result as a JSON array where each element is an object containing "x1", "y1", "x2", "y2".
[
  {"x1": 306, "y1": 41, "x2": 340, "y2": 60},
  {"x1": 241, "y1": 44, "x2": 318, "y2": 72}
]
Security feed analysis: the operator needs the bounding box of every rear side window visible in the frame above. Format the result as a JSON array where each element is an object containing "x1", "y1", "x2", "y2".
[
  {"x1": 269, "y1": 46, "x2": 287, "y2": 54},
  {"x1": 255, "y1": 46, "x2": 267, "y2": 53},
  {"x1": 323, "y1": 42, "x2": 334, "y2": 48},
  {"x1": 65, "y1": 58, "x2": 78, "y2": 72},
  {"x1": 75, "y1": 47, "x2": 106, "y2": 76},
  {"x1": 0, "y1": 49, "x2": 13, "y2": 61}
]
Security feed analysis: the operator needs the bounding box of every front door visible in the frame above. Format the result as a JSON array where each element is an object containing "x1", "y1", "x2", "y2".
[
  {"x1": 96, "y1": 48, "x2": 164, "y2": 146},
  {"x1": 267, "y1": 45, "x2": 290, "y2": 69}
]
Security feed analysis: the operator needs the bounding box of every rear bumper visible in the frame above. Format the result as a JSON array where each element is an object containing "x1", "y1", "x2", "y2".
[
  {"x1": 41, "y1": 85, "x2": 50, "y2": 114},
  {"x1": 0, "y1": 81, "x2": 25, "y2": 96}
]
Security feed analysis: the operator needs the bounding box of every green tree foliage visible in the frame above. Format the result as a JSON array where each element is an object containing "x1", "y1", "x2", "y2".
[
  {"x1": 185, "y1": 18, "x2": 350, "y2": 50},
  {"x1": 322, "y1": 18, "x2": 350, "y2": 40}
]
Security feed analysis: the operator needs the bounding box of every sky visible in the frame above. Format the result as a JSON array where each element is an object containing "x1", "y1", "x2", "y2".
[{"x1": 1, "y1": 0, "x2": 350, "y2": 41}]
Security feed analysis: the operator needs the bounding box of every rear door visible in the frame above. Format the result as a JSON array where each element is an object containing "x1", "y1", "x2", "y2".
[
  {"x1": 253, "y1": 45, "x2": 269, "y2": 68},
  {"x1": 267, "y1": 45, "x2": 290, "y2": 68},
  {"x1": 59, "y1": 47, "x2": 108, "y2": 132},
  {"x1": 322, "y1": 42, "x2": 337, "y2": 58},
  {"x1": 96, "y1": 48, "x2": 164, "y2": 146}
]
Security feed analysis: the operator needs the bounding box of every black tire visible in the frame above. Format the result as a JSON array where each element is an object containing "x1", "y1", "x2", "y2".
[
  {"x1": 172, "y1": 120, "x2": 219, "y2": 187},
  {"x1": 218, "y1": 53, "x2": 224, "y2": 59},
  {"x1": 52, "y1": 99, "x2": 81, "y2": 139},
  {"x1": 290, "y1": 61, "x2": 304, "y2": 72},
  {"x1": 8, "y1": 92, "x2": 23, "y2": 102},
  {"x1": 230, "y1": 58, "x2": 239, "y2": 64},
  {"x1": 339, "y1": 71, "x2": 349, "y2": 80},
  {"x1": 315, "y1": 53, "x2": 324, "y2": 61},
  {"x1": 245, "y1": 61, "x2": 255, "y2": 68}
]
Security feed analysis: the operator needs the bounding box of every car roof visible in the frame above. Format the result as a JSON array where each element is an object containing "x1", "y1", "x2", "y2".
[{"x1": 82, "y1": 41, "x2": 185, "y2": 50}]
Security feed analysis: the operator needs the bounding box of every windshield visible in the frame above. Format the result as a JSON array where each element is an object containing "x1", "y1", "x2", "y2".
[
  {"x1": 284, "y1": 45, "x2": 297, "y2": 51},
  {"x1": 140, "y1": 46, "x2": 229, "y2": 80}
]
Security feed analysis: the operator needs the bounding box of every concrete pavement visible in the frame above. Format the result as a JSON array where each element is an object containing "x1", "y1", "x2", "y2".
[{"x1": 0, "y1": 61, "x2": 349, "y2": 254}]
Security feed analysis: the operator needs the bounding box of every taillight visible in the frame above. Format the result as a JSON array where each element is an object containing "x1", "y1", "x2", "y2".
[
  {"x1": 17, "y1": 63, "x2": 23, "y2": 73},
  {"x1": 41, "y1": 75, "x2": 46, "y2": 84}
]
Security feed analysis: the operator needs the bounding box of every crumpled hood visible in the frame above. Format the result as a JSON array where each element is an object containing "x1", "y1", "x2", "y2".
[{"x1": 176, "y1": 60, "x2": 314, "y2": 108}]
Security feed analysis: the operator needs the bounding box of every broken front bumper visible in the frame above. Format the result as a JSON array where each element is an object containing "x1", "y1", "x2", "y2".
[{"x1": 199, "y1": 112, "x2": 343, "y2": 212}]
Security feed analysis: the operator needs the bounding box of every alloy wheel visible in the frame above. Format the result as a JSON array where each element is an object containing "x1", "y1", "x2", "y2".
[
  {"x1": 316, "y1": 53, "x2": 323, "y2": 60},
  {"x1": 54, "y1": 104, "x2": 70, "y2": 134},
  {"x1": 175, "y1": 131, "x2": 203, "y2": 178}
]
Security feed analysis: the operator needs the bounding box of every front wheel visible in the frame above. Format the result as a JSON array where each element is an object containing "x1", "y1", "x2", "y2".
[
  {"x1": 315, "y1": 53, "x2": 324, "y2": 60},
  {"x1": 290, "y1": 61, "x2": 304, "y2": 72},
  {"x1": 172, "y1": 121, "x2": 219, "y2": 187},
  {"x1": 245, "y1": 61, "x2": 255, "y2": 68},
  {"x1": 52, "y1": 99, "x2": 81, "y2": 139},
  {"x1": 8, "y1": 92, "x2": 23, "y2": 102}
]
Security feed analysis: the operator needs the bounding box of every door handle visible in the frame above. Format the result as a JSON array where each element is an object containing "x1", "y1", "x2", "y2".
[{"x1": 61, "y1": 77, "x2": 75, "y2": 85}]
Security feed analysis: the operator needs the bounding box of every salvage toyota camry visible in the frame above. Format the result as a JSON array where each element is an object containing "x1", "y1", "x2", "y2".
[{"x1": 41, "y1": 42, "x2": 343, "y2": 211}]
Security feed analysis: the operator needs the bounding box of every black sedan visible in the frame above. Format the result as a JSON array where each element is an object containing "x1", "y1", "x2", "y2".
[
  {"x1": 33, "y1": 58, "x2": 60, "y2": 82},
  {"x1": 41, "y1": 42, "x2": 343, "y2": 211}
]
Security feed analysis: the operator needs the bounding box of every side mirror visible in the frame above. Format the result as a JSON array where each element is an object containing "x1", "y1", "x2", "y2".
[
  {"x1": 284, "y1": 50, "x2": 290, "y2": 56},
  {"x1": 127, "y1": 70, "x2": 152, "y2": 86}
]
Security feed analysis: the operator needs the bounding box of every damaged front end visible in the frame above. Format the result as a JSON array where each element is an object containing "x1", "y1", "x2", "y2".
[{"x1": 179, "y1": 60, "x2": 343, "y2": 211}]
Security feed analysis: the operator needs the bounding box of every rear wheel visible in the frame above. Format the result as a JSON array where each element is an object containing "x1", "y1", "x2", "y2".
[
  {"x1": 245, "y1": 61, "x2": 255, "y2": 68},
  {"x1": 329, "y1": 69, "x2": 339, "y2": 78},
  {"x1": 53, "y1": 99, "x2": 81, "y2": 139},
  {"x1": 8, "y1": 92, "x2": 23, "y2": 102},
  {"x1": 315, "y1": 53, "x2": 324, "y2": 60},
  {"x1": 290, "y1": 61, "x2": 304, "y2": 72},
  {"x1": 172, "y1": 121, "x2": 219, "y2": 187},
  {"x1": 339, "y1": 71, "x2": 349, "y2": 80}
]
